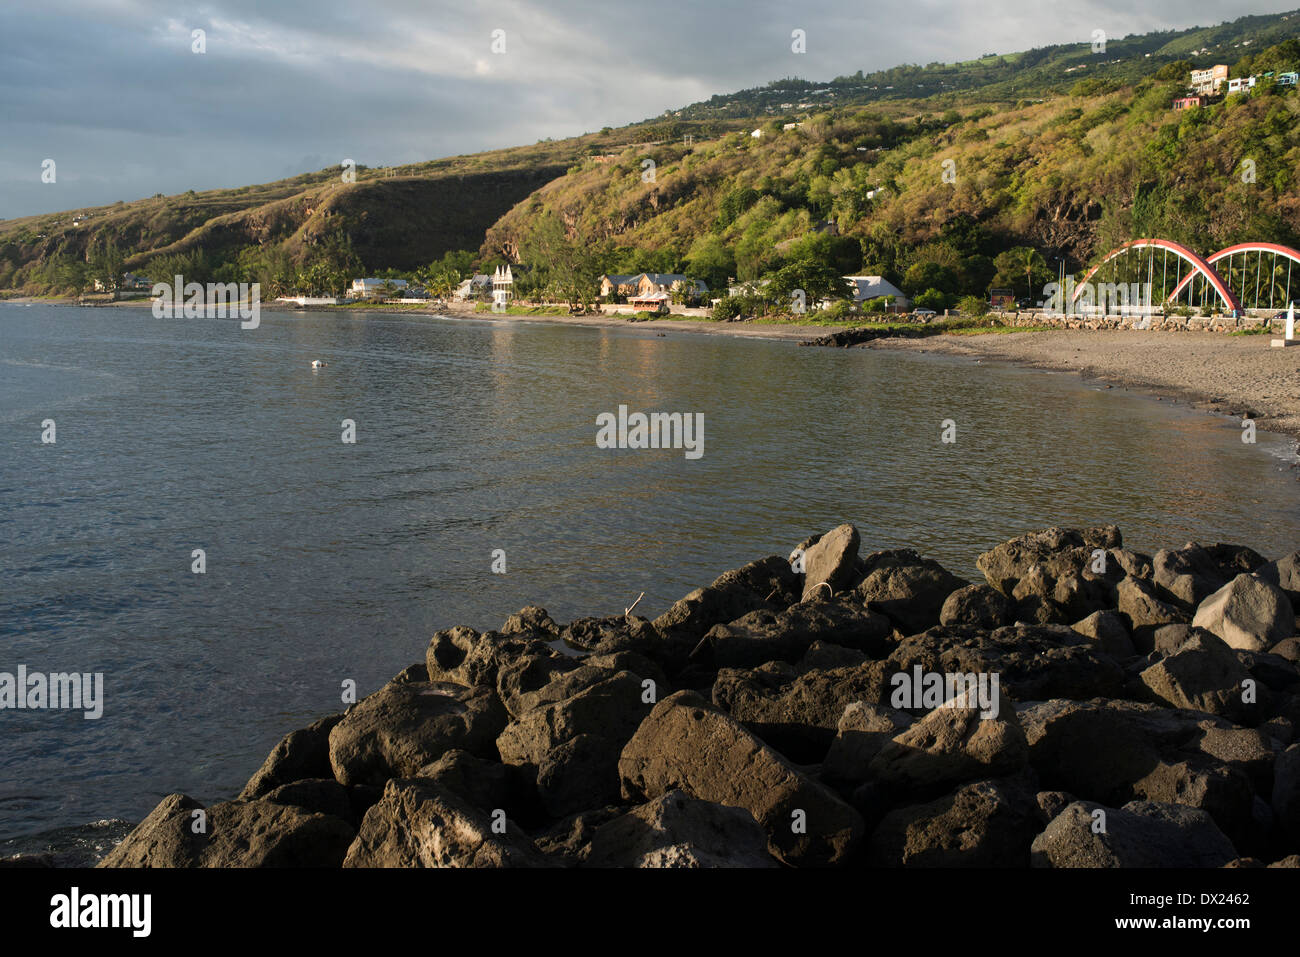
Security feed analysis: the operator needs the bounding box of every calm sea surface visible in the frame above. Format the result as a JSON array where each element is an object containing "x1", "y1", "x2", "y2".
[{"x1": 2, "y1": 302, "x2": 1298, "y2": 853}]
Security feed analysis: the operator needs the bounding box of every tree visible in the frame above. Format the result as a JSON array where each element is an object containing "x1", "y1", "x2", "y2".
[
  {"x1": 764, "y1": 258, "x2": 855, "y2": 311},
  {"x1": 992, "y1": 247, "x2": 1052, "y2": 300},
  {"x1": 684, "y1": 235, "x2": 735, "y2": 291},
  {"x1": 520, "y1": 213, "x2": 602, "y2": 311}
]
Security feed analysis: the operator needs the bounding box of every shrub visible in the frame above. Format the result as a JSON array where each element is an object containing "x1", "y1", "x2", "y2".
[{"x1": 957, "y1": 295, "x2": 989, "y2": 316}]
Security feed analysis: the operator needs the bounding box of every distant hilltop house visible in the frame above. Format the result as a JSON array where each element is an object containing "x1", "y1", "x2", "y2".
[
  {"x1": 349, "y1": 278, "x2": 409, "y2": 299},
  {"x1": 1178, "y1": 64, "x2": 1297, "y2": 108},
  {"x1": 1190, "y1": 65, "x2": 1229, "y2": 95}
]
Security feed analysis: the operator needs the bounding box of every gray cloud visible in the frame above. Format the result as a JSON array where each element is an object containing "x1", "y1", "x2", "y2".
[{"x1": 0, "y1": 0, "x2": 1292, "y2": 218}]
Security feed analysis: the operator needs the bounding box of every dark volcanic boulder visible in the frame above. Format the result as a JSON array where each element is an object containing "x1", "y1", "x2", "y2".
[
  {"x1": 799, "y1": 524, "x2": 861, "y2": 600},
  {"x1": 823, "y1": 702, "x2": 915, "y2": 785},
  {"x1": 867, "y1": 691, "x2": 1029, "y2": 797},
  {"x1": 342, "y1": 779, "x2": 551, "y2": 867},
  {"x1": 887, "y1": 625, "x2": 1126, "y2": 703},
  {"x1": 976, "y1": 526, "x2": 1122, "y2": 596},
  {"x1": 413, "y1": 749, "x2": 529, "y2": 821},
  {"x1": 618, "y1": 690, "x2": 865, "y2": 866},
  {"x1": 261, "y1": 778, "x2": 355, "y2": 824},
  {"x1": 1117, "y1": 576, "x2": 1189, "y2": 648},
  {"x1": 867, "y1": 777, "x2": 1041, "y2": 867},
  {"x1": 1071, "y1": 610, "x2": 1135, "y2": 659},
  {"x1": 239, "y1": 713, "x2": 343, "y2": 800},
  {"x1": 855, "y1": 551, "x2": 968, "y2": 634},
  {"x1": 582, "y1": 790, "x2": 778, "y2": 868},
  {"x1": 1016, "y1": 698, "x2": 1258, "y2": 845},
  {"x1": 1031, "y1": 799, "x2": 1238, "y2": 868},
  {"x1": 426, "y1": 626, "x2": 565, "y2": 689},
  {"x1": 940, "y1": 584, "x2": 1012, "y2": 629},
  {"x1": 711, "y1": 660, "x2": 894, "y2": 762},
  {"x1": 496, "y1": 670, "x2": 653, "y2": 817},
  {"x1": 1257, "y1": 551, "x2": 1300, "y2": 606},
  {"x1": 1139, "y1": 631, "x2": 1256, "y2": 722},
  {"x1": 697, "y1": 598, "x2": 893, "y2": 670},
  {"x1": 653, "y1": 557, "x2": 799, "y2": 646},
  {"x1": 1192, "y1": 573, "x2": 1294, "y2": 653},
  {"x1": 99, "y1": 793, "x2": 355, "y2": 868},
  {"x1": 328, "y1": 680, "x2": 507, "y2": 787}
]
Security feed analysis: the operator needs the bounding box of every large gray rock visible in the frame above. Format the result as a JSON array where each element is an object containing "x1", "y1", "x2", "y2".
[
  {"x1": 1193, "y1": 574, "x2": 1295, "y2": 653},
  {"x1": 867, "y1": 777, "x2": 1041, "y2": 867},
  {"x1": 496, "y1": 670, "x2": 652, "y2": 817},
  {"x1": 855, "y1": 551, "x2": 968, "y2": 634},
  {"x1": 1117, "y1": 575, "x2": 1189, "y2": 638},
  {"x1": 868, "y1": 690, "x2": 1028, "y2": 797},
  {"x1": 618, "y1": 690, "x2": 865, "y2": 866},
  {"x1": 328, "y1": 679, "x2": 507, "y2": 787},
  {"x1": 239, "y1": 713, "x2": 343, "y2": 800},
  {"x1": 99, "y1": 793, "x2": 355, "y2": 868},
  {"x1": 887, "y1": 624, "x2": 1125, "y2": 703},
  {"x1": 940, "y1": 583, "x2": 1012, "y2": 629},
  {"x1": 711, "y1": 660, "x2": 894, "y2": 763},
  {"x1": 1030, "y1": 800, "x2": 1238, "y2": 867},
  {"x1": 698, "y1": 598, "x2": 893, "y2": 670},
  {"x1": 427, "y1": 626, "x2": 566, "y2": 689},
  {"x1": 1071, "y1": 610, "x2": 1135, "y2": 660},
  {"x1": 976, "y1": 526, "x2": 1122, "y2": 596},
  {"x1": 822, "y1": 702, "x2": 915, "y2": 785},
  {"x1": 1139, "y1": 631, "x2": 1255, "y2": 721},
  {"x1": 342, "y1": 779, "x2": 551, "y2": 867},
  {"x1": 653, "y1": 557, "x2": 799, "y2": 643},
  {"x1": 582, "y1": 790, "x2": 778, "y2": 868},
  {"x1": 1016, "y1": 698, "x2": 1257, "y2": 843},
  {"x1": 1257, "y1": 551, "x2": 1300, "y2": 605},
  {"x1": 800, "y1": 524, "x2": 861, "y2": 601}
]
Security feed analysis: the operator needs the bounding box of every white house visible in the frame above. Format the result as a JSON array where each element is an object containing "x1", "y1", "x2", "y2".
[
  {"x1": 835, "y1": 275, "x2": 911, "y2": 311},
  {"x1": 492, "y1": 265, "x2": 514, "y2": 307},
  {"x1": 349, "y1": 278, "x2": 409, "y2": 299}
]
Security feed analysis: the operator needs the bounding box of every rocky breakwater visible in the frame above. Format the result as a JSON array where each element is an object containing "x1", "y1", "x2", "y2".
[{"x1": 97, "y1": 524, "x2": 1300, "y2": 868}]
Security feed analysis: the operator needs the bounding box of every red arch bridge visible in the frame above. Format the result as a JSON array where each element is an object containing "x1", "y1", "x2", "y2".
[{"x1": 1067, "y1": 239, "x2": 1300, "y2": 315}]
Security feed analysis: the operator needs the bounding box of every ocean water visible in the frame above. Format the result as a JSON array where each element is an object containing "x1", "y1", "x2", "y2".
[{"x1": 1, "y1": 302, "x2": 1298, "y2": 852}]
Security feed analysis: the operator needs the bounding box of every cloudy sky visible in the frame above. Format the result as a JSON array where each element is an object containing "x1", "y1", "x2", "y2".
[{"x1": 0, "y1": 0, "x2": 1293, "y2": 219}]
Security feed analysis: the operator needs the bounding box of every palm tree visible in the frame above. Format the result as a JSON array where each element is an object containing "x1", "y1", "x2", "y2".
[{"x1": 1021, "y1": 248, "x2": 1046, "y2": 301}]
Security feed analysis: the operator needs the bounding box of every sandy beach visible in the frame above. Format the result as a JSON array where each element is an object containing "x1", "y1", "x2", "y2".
[{"x1": 868, "y1": 330, "x2": 1300, "y2": 443}]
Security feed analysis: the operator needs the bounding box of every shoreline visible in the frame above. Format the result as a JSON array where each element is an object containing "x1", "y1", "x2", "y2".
[
  {"x1": 9, "y1": 295, "x2": 1299, "y2": 441},
  {"x1": 866, "y1": 331, "x2": 1300, "y2": 443}
]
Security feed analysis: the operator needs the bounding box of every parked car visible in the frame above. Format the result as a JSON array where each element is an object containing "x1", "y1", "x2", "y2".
[{"x1": 913, "y1": 308, "x2": 937, "y2": 318}]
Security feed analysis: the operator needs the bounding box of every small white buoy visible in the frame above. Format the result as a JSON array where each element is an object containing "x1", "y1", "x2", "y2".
[{"x1": 311, "y1": 359, "x2": 328, "y2": 368}]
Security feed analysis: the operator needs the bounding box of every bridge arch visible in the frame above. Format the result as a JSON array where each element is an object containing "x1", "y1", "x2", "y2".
[
  {"x1": 1073, "y1": 239, "x2": 1241, "y2": 314},
  {"x1": 1166, "y1": 242, "x2": 1300, "y2": 310}
]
